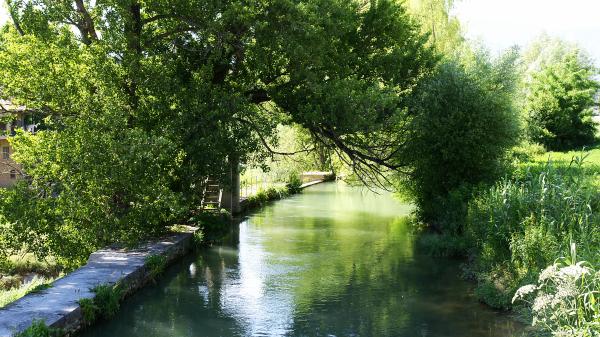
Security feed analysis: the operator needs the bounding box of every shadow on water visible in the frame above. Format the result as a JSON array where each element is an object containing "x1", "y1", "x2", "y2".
[{"x1": 78, "y1": 182, "x2": 525, "y2": 337}]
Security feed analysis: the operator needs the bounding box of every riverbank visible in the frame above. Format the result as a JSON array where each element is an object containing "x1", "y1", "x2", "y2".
[
  {"x1": 1, "y1": 178, "x2": 333, "y2": 336},
  {"x1": 0, "y1": 227, "x2": 198, "y2": 337},
  {"x1": 75, "y1": 182, "x2": 524, "y2": 337}
]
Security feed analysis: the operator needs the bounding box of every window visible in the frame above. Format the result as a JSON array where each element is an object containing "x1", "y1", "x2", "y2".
[
  {"x1": 10, "y1": 170, "x2": 16, "y2": 179},
  {"x1": 2, "y1": 147, "x2": 9, "y2": 160}
]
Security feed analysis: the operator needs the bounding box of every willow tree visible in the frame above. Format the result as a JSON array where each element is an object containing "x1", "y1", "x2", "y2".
[
  {"x1": 0, "y1": 0, "x2": 436, "y2": 262},
  {"x1": 407, "y1": 0, "x2": 463, "y2": 54}
]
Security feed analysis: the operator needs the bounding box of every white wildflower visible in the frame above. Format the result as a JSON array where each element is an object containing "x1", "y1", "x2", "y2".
[
  {"x1": 532, "y1": 293, "x2": 553, "y2": 313},
  {"x1": 539, "y1": 264, "x2": 559, "y2": 282},
  {"x1": 560, "y1": 264, "x2": 590, "y2": 280},
  {"x1": 512, "y1": 284, "x2": 537, "y2": 303}
]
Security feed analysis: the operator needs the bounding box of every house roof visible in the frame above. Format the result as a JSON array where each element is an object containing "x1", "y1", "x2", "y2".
[{"x1": 0, "y1": 99, "x2": 26, "y2": 113}]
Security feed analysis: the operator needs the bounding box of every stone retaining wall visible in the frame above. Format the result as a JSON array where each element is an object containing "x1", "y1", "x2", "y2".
[{"x1": 0, "y1": 227, "x2": 198, "y2": 337}]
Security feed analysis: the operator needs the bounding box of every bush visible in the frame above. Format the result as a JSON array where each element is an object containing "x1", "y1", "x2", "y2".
[
  {"x1": 509, "y1": 142, "x2": 547, "y2": 163},
  {"x1": 76, "y1": 283, "x2": 121, "y2": 327},
  {"x1": 77, "y1": 298, "x2": 98, "y2": 325},
  {"x1": 91, "y1": 284, "x2": 121, "y2": 319},
  {"x1": 286, "y1": 172, "x2": 303, "y2": 194},
  {"x1": 399, "y1": 50, "x2": 520, "y2": 232},
  {"x1": 244, "y1": 186, "x2": 290, "y2": 210},
  {"x1": 525, "y1": 51, "x2": 599, "y2": 150},
  {"x1": 466, "y1": 158, "x2": 600, "y2": 308},
  {"x1": 145, "y1": 254, "x2": 167, "y2": 281}
]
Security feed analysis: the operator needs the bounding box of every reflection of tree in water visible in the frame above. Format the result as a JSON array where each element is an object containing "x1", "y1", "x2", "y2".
[
  {"x1": 79, "y1": 184, "x2": 523, "y2": 337},
  {"x1": 282, "y1": 216, "x2": 417, "y2": 336}
]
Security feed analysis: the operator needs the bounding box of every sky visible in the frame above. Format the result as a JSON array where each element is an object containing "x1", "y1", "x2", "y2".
[
  {"x1": 453, "y1": 0, "x2": 600, "y2": 65},
  {"x1": 0, "y1": 1, "x2": 598, "y2": 64}
]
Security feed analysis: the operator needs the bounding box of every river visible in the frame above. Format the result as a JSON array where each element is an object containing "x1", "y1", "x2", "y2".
[{"x1": 78, "y1": 182, "x2": 524, "y2": 337}]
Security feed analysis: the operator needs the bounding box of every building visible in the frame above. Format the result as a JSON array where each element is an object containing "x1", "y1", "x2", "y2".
[{"x1": 0, "y1": 100, "x2": 36, "y2": 187}]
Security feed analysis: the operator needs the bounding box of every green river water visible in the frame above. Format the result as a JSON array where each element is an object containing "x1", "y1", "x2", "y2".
[{"x1": 78, "y1": 182, "x2": 525, "y2": 337}]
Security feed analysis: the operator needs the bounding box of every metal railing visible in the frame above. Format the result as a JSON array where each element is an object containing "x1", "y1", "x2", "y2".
[{"x1": 239, "y1": 174, "x2": 286, "y2": 199}]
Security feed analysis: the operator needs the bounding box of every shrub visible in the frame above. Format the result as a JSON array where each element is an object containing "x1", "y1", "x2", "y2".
[
  {"x1": 145, "y1": 254, "x2": 167, "y2": 281},
  {"x1": 77, "y1": 298, "x2": 98, "y2": 325},
  {"x1": 91, "y1": 284, "x2": 121, "y2": 319},
  {"x1": 192, "y1": 230, "x2": 204, "y2": 249},
  {"x1": 509, "y1": 142, "x2": 546, "y2": 163},
  {"x1": 0, "y1": 110, "x2": 187, "y2": 267},
  {"x1": 244, "y1": 186, "x2": 290, "y2": 210},
  {"x1": 399, "y1": 50, "x2": 520, "y2": 232},
  {"x1": 188, "y1": 212, "x2": 230, "y2": 244},
  {"x1": 525, "y1": 51, "x2": 599, "y2": 150},
  {"x1": 76, "y1": 284, "x2": 121, "y2": 327},
  {"x1": 286, "y1": 172, "x2": 303, "y2": 194}
]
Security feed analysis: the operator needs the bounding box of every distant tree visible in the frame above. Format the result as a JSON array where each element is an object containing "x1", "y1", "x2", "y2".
[
  {"x1": 525, "y1": 51, "x2": 599, "y2": 150},
  {"x1": 520, "y1": 34, "x2": 581, "y2": 76},
  {"x1": 406, "y1": 0, "x2": 464, "y2": 54}
]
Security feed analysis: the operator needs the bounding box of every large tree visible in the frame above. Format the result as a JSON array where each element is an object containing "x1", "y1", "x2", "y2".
[{"x1": 0, "y1": 0, "x2": 437, "y2": 262}]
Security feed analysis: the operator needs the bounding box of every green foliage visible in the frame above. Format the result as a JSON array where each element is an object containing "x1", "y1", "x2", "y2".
[
  {"x1": 91, "y1": 284, "x2": 121, "y2": 320},
  {"x1": 77, "y1": 298, "x2": 98, "y2": 325},
  {"x1": 189, "y1": 213, "x2": 228, "y2": 241},
  {"x1": 525, "y1": 51, "x2": 599, "y2": 150},
  {"x1": 0, "y1": 0, "x2": 437, "y2": 270},
  {"x1": 285, "y1": 172, "x2": 303, "y2": 194},
  {"x1": 192, "y1": 230, "x2": 204, "y2": 249},
  {"x1": 0, "y1": 111, "x2": 186, "y2": 267},
  {"x1": 76, "y1": 284, "x2": 121, "y2": 326},
  {"x1": 513, "y1": 247, "x2": 600, "y2": 336},
  {"x1": 244, "y1": 186, "x2": 291, "y2": 210},
  {"x1": 406, "y1": 0, "x2": 464, "y2": 54},
  {"x1": 509, "y1": 142, "x2": 547, "y2": 163},
  {"x1": 465, "y1": 158, "x2": 600, "y2": 309},
  {"x1": 399, "y1": 50, "x2": 520, "y2": 231},
  {"x1": 145, "y1": 254, "x2": 167, "y2": 281},
  {"x1": 13, "y1": 320, "x2": 62, "y2": 337}
]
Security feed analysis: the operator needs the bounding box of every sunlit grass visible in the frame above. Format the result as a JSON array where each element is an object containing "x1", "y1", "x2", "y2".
[
  {"x1": 0, "y1": 253, "x2": 62, "y2": 307},
  {"x1": 532, "y1": 145, "x2": 600, "y2": 166},
  {"x1": 1, "y1": 254, "x2": 60, "y2": 277},
  {"x1": 0, "y1": 276, "x2": 55, "y2": 308}
]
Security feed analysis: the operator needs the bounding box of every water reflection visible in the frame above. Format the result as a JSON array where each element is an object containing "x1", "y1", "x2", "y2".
[{"x1": 78, "y1": 183, "x2": 524, "y2": 337}]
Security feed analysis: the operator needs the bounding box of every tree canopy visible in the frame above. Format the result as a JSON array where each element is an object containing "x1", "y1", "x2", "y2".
[{"x1": 0, "y1": 0, "x2": 438, "y2": 261}]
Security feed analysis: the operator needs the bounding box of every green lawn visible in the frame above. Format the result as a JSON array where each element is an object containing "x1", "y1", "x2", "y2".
[{"x1": 533, "y1": 145, "x2": 600, "y2": 165}]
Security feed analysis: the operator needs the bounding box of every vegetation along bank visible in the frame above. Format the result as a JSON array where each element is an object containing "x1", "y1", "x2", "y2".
[{"x1": 0, "y1": 0, "x2": 598, "y2": 336}]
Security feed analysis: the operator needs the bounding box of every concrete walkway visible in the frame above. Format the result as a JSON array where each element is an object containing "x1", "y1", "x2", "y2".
[{"x1": 0, "y1": 228, "x2": 196, "y2": 337}]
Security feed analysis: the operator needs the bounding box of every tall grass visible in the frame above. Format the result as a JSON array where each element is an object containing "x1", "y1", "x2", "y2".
[{"x1": 465, "y1": 156, "x2": 600, "y2": 309}]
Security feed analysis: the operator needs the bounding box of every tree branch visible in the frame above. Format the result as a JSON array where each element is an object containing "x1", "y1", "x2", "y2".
[
  {"x1": 5, "y1": 0, "x2": 24, "y2": 36},
  {"x1": 74, "y1": 0, "x2": 98, "y2": 44},
  {"x1": 247, "y1": 89, "x2": 271, "y2": 104},
  {"x1": 235, "y1": 118, "x2": 315, "y2": 156}
]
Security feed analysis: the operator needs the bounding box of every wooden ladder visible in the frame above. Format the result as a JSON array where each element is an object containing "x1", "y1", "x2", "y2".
[{"x1": 201, "y1": 177, "x2": 222, "y2": 212}]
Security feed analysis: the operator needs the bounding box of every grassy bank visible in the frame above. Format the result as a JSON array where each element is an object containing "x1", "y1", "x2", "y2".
[{"x1": 416, "y1": 144, "x2": 600, "y2": 335}]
